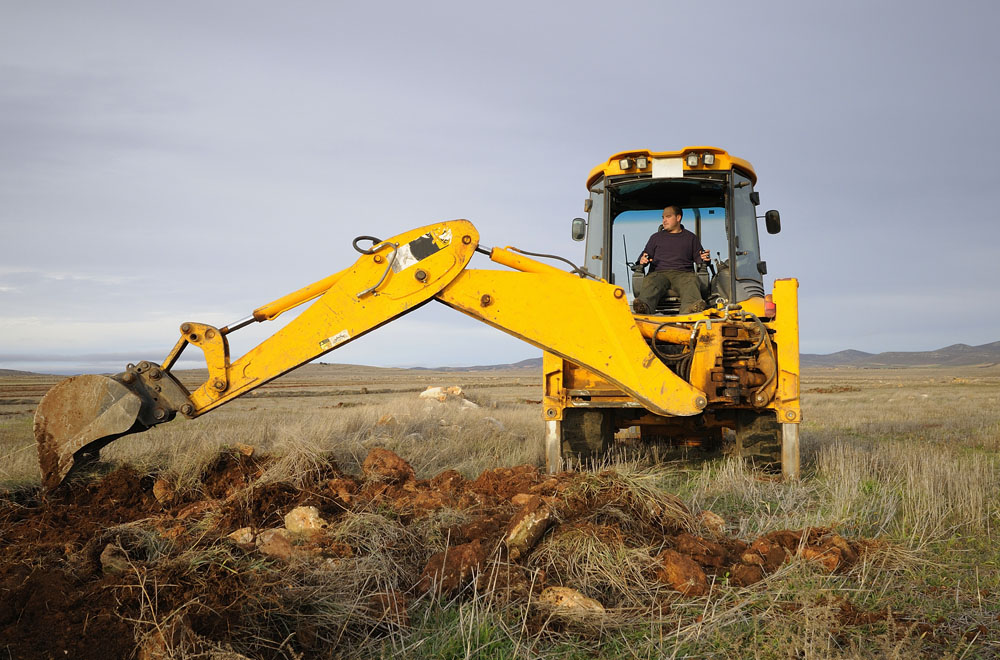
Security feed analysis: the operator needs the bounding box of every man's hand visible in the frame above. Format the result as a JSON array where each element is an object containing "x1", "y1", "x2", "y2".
[
  {"x1": 639, "y1": 252, "x2": 650, "y2": 266},
  {"x1": 699, "y1": 249, "x2": 710, "y2": 263}
]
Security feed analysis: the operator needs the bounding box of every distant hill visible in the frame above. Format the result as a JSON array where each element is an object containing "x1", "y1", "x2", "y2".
[
  {"x1": 0, "y1": 368, "x2": 45, "y2": 377},
  {"x1": 802, "y1": 341, "x2": 1000, "y2": 367},
  {"x1": 410, "y1": 357, "x2": 543, "y2": 372}
]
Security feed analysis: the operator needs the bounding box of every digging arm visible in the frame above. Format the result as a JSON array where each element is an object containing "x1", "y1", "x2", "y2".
[{"x1": 34, "y1": 219, "x2": 705, "y2": 489}]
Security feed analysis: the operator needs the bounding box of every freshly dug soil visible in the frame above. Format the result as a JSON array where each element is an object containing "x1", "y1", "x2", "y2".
[{"x1": 0, "y1": 448, "x2": 872, "y2": 659}]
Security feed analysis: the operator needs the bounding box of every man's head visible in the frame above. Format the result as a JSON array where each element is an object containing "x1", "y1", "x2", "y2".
[{"x1": 661, "y1": 205, "x2": 683, "y2": 233}]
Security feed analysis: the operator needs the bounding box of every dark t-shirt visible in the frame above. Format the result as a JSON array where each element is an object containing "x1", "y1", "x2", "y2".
[{"x1": 642, "y1": 226, "x2": 704, "y2": 272}]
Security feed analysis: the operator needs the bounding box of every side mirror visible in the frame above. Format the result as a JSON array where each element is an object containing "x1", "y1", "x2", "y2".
[
  {"x1": 765, "y1": 209, "x2": 781, "y2": 234},
  {"x1": 571, "y1": 217, "x2": 587, "y2": 241},
  {"x1": 749, "y1": 191, "x2": 760, "y2": 206}
]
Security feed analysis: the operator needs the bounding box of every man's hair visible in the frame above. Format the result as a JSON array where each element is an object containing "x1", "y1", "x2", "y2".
[{"x1": 663, "y1": 205, "x2": 683, "y2": 217}]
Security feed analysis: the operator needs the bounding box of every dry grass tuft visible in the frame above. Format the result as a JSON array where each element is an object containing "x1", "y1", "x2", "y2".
[{"x1": 528, "y1": 524, "x2": 663, "y2": 609}]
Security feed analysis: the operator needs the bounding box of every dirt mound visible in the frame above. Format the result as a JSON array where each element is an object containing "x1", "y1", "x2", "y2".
[{"x1": 0, "y1": 447, "x2": 875, "y2": 659}]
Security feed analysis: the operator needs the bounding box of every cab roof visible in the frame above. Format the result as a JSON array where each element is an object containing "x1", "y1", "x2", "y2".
[{"x1": 586, "y1": 146, "x2": 757, "y2": 189}]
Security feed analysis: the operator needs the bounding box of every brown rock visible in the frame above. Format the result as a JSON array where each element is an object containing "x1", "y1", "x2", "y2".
[
  {"x1": 729, "y1": 563, "x2": 765, "y2": 586},
  {"x1": 233, "y1": 442, "x2": 255, "y2": 456},
  {"x1": 510, "y1": 493, "x2": 534, "y2": 507},
  {"x1": 801, "y1": 545, "x2": 842, "y2": 573},
  {"x1": 655, "y1": 549, "x2": 708, "y2": 596},
  {"x1": 328, "y1": 476, "x2": 359, "y2": 505},
  {"x1": 675, "y1": 532, "x2": 728, "y2": 568},
  {"x1": 449, "y1": 514, "x2": 509, "y2": 545},
  {"x1": 538, "y1": 586, "x2": 605, "y2": 613},
  {"x1": 696, "y1": 510, "x2": 726, "y2": 534},
  {"x1": 825, "y1": 534, "x2": 859, "y2": 567},
  {"x1": 405, "y1": 489, "x2": 455, "y2": 514},
  {"x1": 418, "y1": 539, "x2": 487, "y2": 595},
  {"x1": 362, "y1": 448, "x2": 415, "y2": 484},
  {"x1": 748, "y1": 537, "x2": 788, "y2": 571},
  {"x1": 430, "y1": 469, "x2": 465, "y2": 492},
  {"x1": 724, "y1": 538, "x2": 749, "y2": 556},
  {"x1": 256, "y1": 528, "x2": 293, "y2": 561},
  {"x1": 99, "y1": 543, "x2": 130, "y2": 575},
  {"x1": 505, "y1": 496, "x2": 554, "y2": 561},
  {"x1": 763, "y1": 529, "x2": 803, "y2": 552},
  {"x1": 368, "y1": 591, "x2": 409, "y2": 627},
  {"x1": 152, "y1": 478, "x2": 175, "y2": 505},
  {"x1": 376, "y1": 413, "x2": 397, "y2": 426}
]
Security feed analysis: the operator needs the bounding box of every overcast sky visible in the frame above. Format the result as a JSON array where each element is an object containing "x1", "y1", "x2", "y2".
[{"x1": 2, "y1": 1, "x2": 998, "y2": 373}]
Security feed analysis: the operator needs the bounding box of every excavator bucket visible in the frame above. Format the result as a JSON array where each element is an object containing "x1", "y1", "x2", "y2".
[{"x1": 34, "y1": 375, "x2": 144, "y2": 490}]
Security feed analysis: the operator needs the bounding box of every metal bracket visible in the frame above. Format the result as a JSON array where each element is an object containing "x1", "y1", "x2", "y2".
[{"x1": 166, "y1": 322, "x2": 232, "y2": 398}]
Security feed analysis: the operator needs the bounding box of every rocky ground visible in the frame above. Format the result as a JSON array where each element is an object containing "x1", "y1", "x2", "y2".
[{"x1": 0, "y1": 446, "x2": 878, "y2": 659}]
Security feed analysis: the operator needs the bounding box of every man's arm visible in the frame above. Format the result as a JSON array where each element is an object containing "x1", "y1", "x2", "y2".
[
  {"x1": 639, "y1": 235, "x2": 656, "y2": 267},
  {"x1": 692, "y1": 234, "x2": 710, "y2": 264}
]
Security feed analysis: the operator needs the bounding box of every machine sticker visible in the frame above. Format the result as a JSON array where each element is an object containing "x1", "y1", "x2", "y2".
[
  {"x1": 319, "y1": 329, "x2": 351, "y2": 351},
  {"x1": 391, "y1": 227, "x2": 453, "y2": 273}
]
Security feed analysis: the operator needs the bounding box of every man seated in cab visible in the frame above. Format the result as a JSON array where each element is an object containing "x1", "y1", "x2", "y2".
[{"x1": 632, "y1": 205, "x2": 710, "y2": 315}]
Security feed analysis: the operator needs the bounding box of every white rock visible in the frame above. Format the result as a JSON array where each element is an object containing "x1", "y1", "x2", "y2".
[
  {"x1": 284, "y1": 506, "x2": 328, "y2": 534},
  {"x1": 419, "y1": 386, "x2": 447, "y2": 401},
  {"x1": 227, "y1": 527, "x2": 255, "y2": 545},
  {"x1": 538, "y1": 586, "x2": 605, "y2": 613},
  {"x1": 505, "y1": 498, "x2": 554, "y2": 561}
]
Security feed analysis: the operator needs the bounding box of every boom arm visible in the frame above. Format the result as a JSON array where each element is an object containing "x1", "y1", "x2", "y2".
[{"x1": 34, "y1": 219, "x2": 706, "y2": 489}]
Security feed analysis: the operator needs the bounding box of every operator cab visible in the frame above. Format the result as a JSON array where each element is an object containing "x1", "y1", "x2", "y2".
[{"x1": 572, "y1": 148, "x2": 779, "y2": 315}]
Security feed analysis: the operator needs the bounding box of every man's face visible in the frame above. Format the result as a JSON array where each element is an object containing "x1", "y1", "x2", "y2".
[{"x1": 661, "y1": 208, "x2": 682, "y2": 232}]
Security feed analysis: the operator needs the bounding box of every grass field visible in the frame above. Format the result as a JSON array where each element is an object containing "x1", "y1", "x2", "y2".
[{"x1": 1, "y1": 363, "x2": 998, "y2": 658}]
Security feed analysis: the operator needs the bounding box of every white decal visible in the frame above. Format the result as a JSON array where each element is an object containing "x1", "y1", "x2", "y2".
[
  {"x1": 319, "y1": 329, "x2": 351, "y2": 351},
  {"x1": 391, "y1": 244, "x2": 419, "y2": 273}
]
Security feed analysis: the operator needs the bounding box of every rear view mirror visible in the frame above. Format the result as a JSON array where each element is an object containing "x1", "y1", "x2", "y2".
[
  {"x1": 765, "y1": 210, "x2": 781, "y2": 234},
  {"x1": 571, "y1": 217, "x2": 587, "y2": 241}
]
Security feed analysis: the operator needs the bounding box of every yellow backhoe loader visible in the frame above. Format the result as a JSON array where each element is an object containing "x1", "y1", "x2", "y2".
[{"x1": 34, "y1": 146, "x2": 800, "y2": 490}]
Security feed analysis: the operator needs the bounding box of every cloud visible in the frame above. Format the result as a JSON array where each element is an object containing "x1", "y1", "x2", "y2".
[{"x1": 1, "y1": 1, "x2": 998, "y2": 371}]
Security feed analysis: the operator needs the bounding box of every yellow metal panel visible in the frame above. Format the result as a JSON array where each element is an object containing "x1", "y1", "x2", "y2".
[
  {"x1": 586, "y1": 146, "x2": 757, "y2": 188},
  {"x1": 687, "y1": 324, "x2": 723, "y2": 396},
  {"x1": 542, "y1": 351, "x2": 564, "y2": 421},
  {"x1": 436, "y1": 270, "x2": 707, "y2": 417},
  {"x1": 771, "y1": 278, "x2": 801, "y2": 423},
  {"x1": 188, "y1": 220, "x2": 479, "y2": 413}
]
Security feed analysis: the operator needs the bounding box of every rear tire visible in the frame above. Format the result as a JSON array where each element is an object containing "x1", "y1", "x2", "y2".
[
  {"x1": 727, "y1": 410, "x2": 782, "y2": 471},
  {"x1": 560, "y1": 409, "x2": 612, "y2": 462}
]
